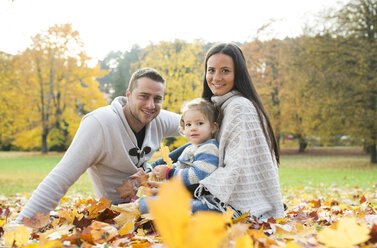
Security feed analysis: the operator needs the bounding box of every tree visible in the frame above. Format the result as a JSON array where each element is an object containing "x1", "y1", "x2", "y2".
[
  {"x1": 0, "y1": 52, "x2": 24, "y2": 150},
  {"x1": 138, "y1": 40, "x2": 206, "y2": 148},
  {"x1": 327, "y1": 0, "x2": 377, "y2": 163},
  {"x1": 111, "y1": 45, "x2": 142, "y2": 99},
  {"x1": 242, "y1": 39, "x2": 291, "y2": 150},
  {"x1": 97, "y1": 50, "x2": 123, "y2": 94},
  {"x1": 13, "y1": 24, "x2": 107, "y2": 153}
]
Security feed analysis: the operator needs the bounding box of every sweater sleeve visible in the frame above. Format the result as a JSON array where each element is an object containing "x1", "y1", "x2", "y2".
[
  {"x1": 200, "y1": 99, "x2": 284, "y2": 219},
  {"x1": 16, "y1": 115, "x2": 106, "y2": 222},
  {"x1": 173, "y1": 142, "x2": 219, "y2": 187}
]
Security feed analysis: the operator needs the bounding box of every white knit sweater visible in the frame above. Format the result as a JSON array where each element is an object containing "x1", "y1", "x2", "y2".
[
  {"x1": 16, "y1": 96, "x2": 180, "y2": 222},
  {"x1": 197, "y1": 91, "x2": 284, "y2": 221}
]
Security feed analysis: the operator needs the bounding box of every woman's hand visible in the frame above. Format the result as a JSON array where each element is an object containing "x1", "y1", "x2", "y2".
[{"x1": 152, "y1": 165, "x2": 169, "y2": 179}]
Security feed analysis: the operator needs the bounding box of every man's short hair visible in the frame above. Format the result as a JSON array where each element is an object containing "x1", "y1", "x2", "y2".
[{"x1": 127, "y1": 68, "x2": 165, "y2": 92}]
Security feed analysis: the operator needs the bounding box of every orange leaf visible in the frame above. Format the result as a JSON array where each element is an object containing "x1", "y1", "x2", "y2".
[{"x1": 22, "y1": 213, "x2": 50, "y2": 229}]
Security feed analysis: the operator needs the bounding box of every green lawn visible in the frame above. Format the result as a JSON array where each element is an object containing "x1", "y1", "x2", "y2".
[
  {"x1": 0, "y1": 154, "x2": 93, "y2": 197},
  {"x1": 0, "y1": 152, "x2": 376, "y2": 197}
]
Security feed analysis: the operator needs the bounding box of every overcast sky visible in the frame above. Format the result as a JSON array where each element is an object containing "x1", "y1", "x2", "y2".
[{"x1": 0, "y1": 0, "x2": 345, "y2": 60}]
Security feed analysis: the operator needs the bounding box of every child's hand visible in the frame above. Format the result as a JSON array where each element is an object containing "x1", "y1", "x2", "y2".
[{"x1": 152, "y1": 165, "x2": 169, "y2": 179}]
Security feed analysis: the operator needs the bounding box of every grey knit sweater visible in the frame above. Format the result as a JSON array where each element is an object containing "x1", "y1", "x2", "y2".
[{"x1": 196, "y1": 91, "x2": 284, "y2": 221}]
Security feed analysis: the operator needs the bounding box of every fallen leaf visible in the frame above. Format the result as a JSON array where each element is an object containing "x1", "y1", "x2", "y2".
[
  {"x1": 317, "y1": 217, "x2": 370, "y2": 248},
  {"x1": 4, "y1": 224, "x2": 31, "y2": 247},
  {"x1": 148, "y1": 178, "x2": 191, "y2": 248},
  {"x1": 22, "y1": 213, "x2": 50, "y2": 229}
]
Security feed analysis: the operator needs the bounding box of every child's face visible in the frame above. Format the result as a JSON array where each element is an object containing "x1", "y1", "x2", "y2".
[{"x1": 182, "y1": 109, "x2": 217, "y2": 145}]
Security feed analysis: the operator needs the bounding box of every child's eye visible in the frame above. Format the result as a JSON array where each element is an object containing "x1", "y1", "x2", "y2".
[
  {"x1": 198, "y1": 122, "x2": 204, "y2": 125},
  {"x1": 185, "y1": 123, "x2": 191, "y2": 127}
]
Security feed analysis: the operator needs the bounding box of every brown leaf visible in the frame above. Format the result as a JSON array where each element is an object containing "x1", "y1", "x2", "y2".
[
  {"x1": 96, "y1": 208, "x2": 119, "y2": 223},
  {"x1": 73, "y1": 216, "x2": 92, "y2": 230},
  {"x1": 116, "y1": 180, "x2": 137, "y2": 200},
  {"x1": 77, "y1": 226, "x2": 94, "y2": 244},
  {"x1": 88, "y1": 198, "x2": 111, "y2": 219},
  {"x1": 360, "y1": 195, "x2": 367, "y2": 204},
  {"x1": 369, "y1": 224, "x2": 377, "y2": 244},
  {"x1": 22, "y1": 213, "x2": 50, "y2": 229}
]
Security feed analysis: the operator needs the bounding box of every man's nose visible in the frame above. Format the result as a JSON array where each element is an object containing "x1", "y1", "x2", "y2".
[{"x1": 146, "y1": 98, "x2": 155, "y2": 108}]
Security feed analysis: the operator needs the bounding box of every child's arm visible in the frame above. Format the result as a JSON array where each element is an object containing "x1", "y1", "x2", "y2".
[{"x1": 174, "y1": 142, "x2": 219, "y2": 186}]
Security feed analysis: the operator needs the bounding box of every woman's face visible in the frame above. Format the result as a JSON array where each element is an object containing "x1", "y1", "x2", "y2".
[{"x1": 206, "y1": 53, "x2": 235, "y2": 96}]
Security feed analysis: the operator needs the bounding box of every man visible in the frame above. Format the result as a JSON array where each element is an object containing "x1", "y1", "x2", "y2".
[{"x1": 16, "y1": 68, "x2": 180, "y2": 223}]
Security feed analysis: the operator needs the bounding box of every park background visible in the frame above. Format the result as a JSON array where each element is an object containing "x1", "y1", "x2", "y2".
[
  {"x1": 0, "y1": 0, "x2": 377, "y2": 247},
  {"x1": 0, "y1": 0, "x2": 376, "y2": 163}
]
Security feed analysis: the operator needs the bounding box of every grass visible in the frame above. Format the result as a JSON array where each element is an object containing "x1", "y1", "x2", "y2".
[
  {"x1": 0, "y1": 154, "x2": 93, "y2": 197},
  {"x1": 0, "y1": 151, "x2": 376, "y2": 197}
]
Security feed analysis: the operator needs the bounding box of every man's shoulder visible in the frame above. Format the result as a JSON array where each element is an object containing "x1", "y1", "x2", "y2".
[
  {"x1": 84, "y1": 105, "x2": 116, "y2": 123},
  {"x1": 155, "y1": 109, "x2": 180, "y2": 123}
]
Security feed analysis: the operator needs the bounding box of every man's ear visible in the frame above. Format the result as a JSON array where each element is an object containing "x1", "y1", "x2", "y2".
[{"x1": 126, "y1": 89, "x2": 130, "y2": 98}]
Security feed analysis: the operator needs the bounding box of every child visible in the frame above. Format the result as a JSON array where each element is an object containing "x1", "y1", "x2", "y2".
[
  {"x1": 113, "y1": 98, "x2": 222, "y2": 217},
  {"x1": 152, "y1": 97, "x2": 221, "y2": 194}
]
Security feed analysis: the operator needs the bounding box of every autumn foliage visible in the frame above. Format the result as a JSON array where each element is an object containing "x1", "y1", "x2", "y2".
[{"x1": 0, "y1": 178, "x2": 376, "y2": 247}]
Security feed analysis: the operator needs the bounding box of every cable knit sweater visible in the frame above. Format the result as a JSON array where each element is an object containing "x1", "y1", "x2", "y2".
[
  {"x1": 168, "y1": 139, "x2": 219, "y2": 186},
  {"x1": 16, "y1": 96, "x2": 180, "y2": 222},
  {"x1": 196, "y1": 91, "x2": 284, "y2": 221}
]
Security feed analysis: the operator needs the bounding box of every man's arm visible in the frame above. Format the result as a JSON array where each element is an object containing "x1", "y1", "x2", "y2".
[{"x1": 16, "y1": 115, "x2": 105, "y2": 223}]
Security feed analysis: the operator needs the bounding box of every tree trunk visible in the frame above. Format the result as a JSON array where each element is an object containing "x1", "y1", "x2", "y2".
[
  {"x1": 41, "y1": 129, "x2": 48, "y2": 154},
  {"x1": 370, "y1": 144, "x2": 377, "y2": 164},
  {"x1": 298, "y1": 136, "x2": 307, "y2": 153}
]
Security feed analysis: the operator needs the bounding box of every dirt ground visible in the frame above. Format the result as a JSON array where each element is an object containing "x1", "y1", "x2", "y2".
[{"x1": 280, "y1": 147, "x2": 368, "y2": 156}]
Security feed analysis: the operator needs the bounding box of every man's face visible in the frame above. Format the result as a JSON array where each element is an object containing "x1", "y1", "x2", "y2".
[{"x1": 125, "y1": 77, "x2": 165, "y2": 132}]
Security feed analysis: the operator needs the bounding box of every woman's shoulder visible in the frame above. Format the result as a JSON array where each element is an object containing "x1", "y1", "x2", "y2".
[{"x1": 225, "y1": 95, "x2": 256, "y2": 113}]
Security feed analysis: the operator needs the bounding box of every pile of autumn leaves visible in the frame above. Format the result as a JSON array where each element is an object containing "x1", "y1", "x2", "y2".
[{"x1": 0, "y1": 178, "x2": 377, "y2": 248}]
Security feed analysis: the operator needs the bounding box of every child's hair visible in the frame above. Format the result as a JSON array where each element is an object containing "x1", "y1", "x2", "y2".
[{"x1": 179, "y1": 98, "x2": 222, "y2": 135}]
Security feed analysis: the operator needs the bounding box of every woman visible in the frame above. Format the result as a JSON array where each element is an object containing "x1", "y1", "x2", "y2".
[
  {"x1": 146, "y1": 43, "x2": 284, "y2": 220},
  {"x1": 191, "y1": 42, "x2": 284, "y2": 221}
]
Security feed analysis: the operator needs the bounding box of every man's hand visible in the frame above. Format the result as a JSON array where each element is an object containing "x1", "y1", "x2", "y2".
[
  {"x1": 152, "y1": 165, "x2": 169, "y2": 179},
  {"x1": 116, "y1": 179, "x2": 137, "y2": 200},
  {"x1": 129, "y1": 168, "x2": 149, "y2": 187}
]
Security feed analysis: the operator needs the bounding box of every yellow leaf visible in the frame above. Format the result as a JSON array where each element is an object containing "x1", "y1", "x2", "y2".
[
  {"x1": 235, "y1": 234, "x2": 254, "y2": 248},
  {"x1": 284, "y1": 241, "x2": 303, "y2": 248},
  {"x1": 159, "y1": 144, "x2": 173, "y2": 168},
  {"x1": 118, "y1": 221, "x2": 135, "y2": 236},
  {"x1": 23, "y1": 240, "x2": 62, "y2": 248},
  {"x1": 223, "y1": 208, "x2": 234, "y2": 224},
  {"x1": 148, "y1": 178, "x2": 191, "y2": 248},
  {"x1": 90, "y1": 221, "x2": 118, "y2": 244},
  {"x1": 88, "y1": 198, "x2": 111, "y2": 219},
  {"x1": 0, "y1": 219, "x2": 5, "y2": 227},
  {"x1": 185, "y1": 211, "x2": 227, "y2": 248},
  {"x1": 148, "y1": 178, "x2": 229, "y2": 248},
  {"x1": 317, "y1": 217, "x2": 370, "y2": 248},
  {"x1": 5, "y1": 225, "x2": 31, "y2": 247},
  {"x1": 111, "y1": 201, "x2": 140, "y2": 226}
]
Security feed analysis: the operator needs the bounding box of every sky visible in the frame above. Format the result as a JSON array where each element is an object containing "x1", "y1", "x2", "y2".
[{"x1": 0, "y1": 0, "x2": 346, "y2": 61}]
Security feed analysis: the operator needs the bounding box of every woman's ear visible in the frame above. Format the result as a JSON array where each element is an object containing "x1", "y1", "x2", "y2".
[{"x1": 211, "y1": 122, "x2": 218, "y2": 135}]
